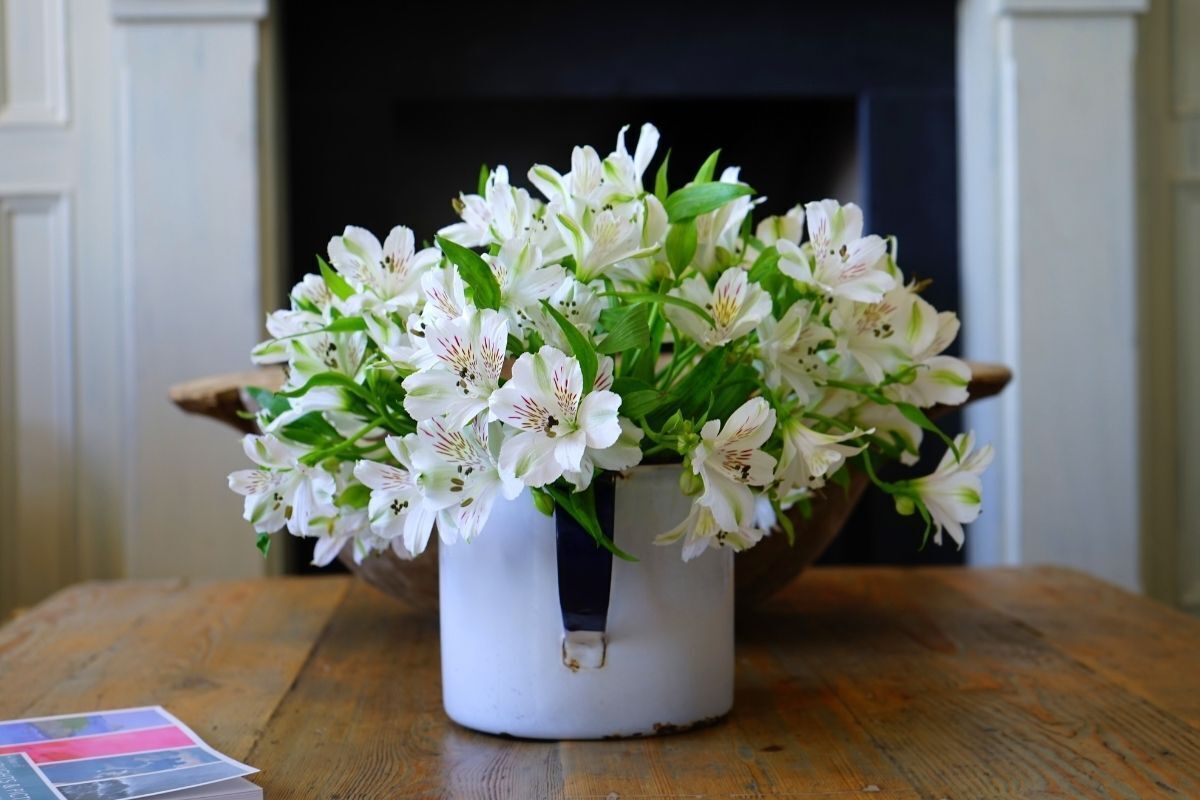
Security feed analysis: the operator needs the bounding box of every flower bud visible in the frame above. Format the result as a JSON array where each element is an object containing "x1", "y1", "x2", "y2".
[
  {"x1": 678, "y1": 466, "x2": 704, "y2": 496},
  {"x1": 532, "y1": 489, "x2": 556, "y2": 517}
]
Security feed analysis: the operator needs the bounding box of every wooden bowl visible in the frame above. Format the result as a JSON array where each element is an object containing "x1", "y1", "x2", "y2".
[{"x1": 171, "y1": 362, "x2": 1011, "y2": 611}]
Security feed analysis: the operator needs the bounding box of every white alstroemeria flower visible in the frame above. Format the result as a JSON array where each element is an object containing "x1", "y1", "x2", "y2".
[
  {"x1": 251, "y1": 276, "x2": 340, "y2": 365},
  {"x1": 552, "y1": 199, "x2": 659, "y2": 282},
  {"x1": 886, "y1": 291, "x2": 970, "y2": 407},
  {"x1": 368, "y1": 266, "x2": 472, "y2": 373},
  {"x1": 251, "y1": 307, "x2": 324, "y2": 365},
  {"x1": 775, "y1": 418, "x2": 869, "y2": 494},
  {"x1": 655, "y1": 501, "x2": 767, "y2": 561},
  {"x1": 896, "y1": 354, "x2": 971, "y2": 408},
  {"x1": 755, "y1": 303, "x2": 832, "y2": 405},
  {"x1": 439, "y1": 166, "x2": 558, "y2": 254},
  {"x1": 755, "y1": 205, "x2": 806, "y2": 247},
  {"x1": 325, "y1": 225, "x2": 382, "y2": 286},
  {"x1": 402, "y1": 309, "x2": 508, "y2": 429},
  {"x1": 828, "y1": 292, "x2": 907, "y2": 385},
  {"x1": 360, "y1": 312, "x2": 436, "y2": 374},
  {"x1": 327, "y1": 225, "x2": 440, "y2": 311},
  {"x1": 754, "y1": 493, "x2": 777, "y2": 532},
  {"x1": 418, "y1": 417, "x2": 523, "y2": 541},
  {"x1": 528, "y1": 144, "x2": 606, "y2": 206},
  {"x1": 228, "y1": 434, "x2": 336, "y2": 537},
  {"x1": 420, "y1": 265, "x2": 470, "y2": 324},
  {"x1": 284, "y1": 273, "x2": 336, "y2": 312},
  {"x1": 688, "y1": 397, "x2": 777, "y2": 531},
  {"x1": 353, "y1": 434, "x2": 448, "y2": 557},
  {"x1": 561, "y1": 359, "x2": 644, "y2": 489},
  {"x1": 256, "y1": 286, "x2": 366, "y2": 387},
  {"x1": 693, "y1": 167, "x2": 759, "y2": 276},
  {"x1": 260, "y1": 385, "x2": 349, "y2": 435},
  {"x1": 284, "y1": 329, "x2": 368, "y2": 389},
  {"x1": 490, "y1": 346, "x2": 622, "y2": 488},
  {"x1": 777, "y1": 200, "x2": 896, "y2": 302},
  {"x1": 537, "y1": 276, "x2": 602, "y2": 350},
  {"x1": 667, "y1": 267, "x2": 772, "y2": 348},
  {"x1": 305, "y1": 465, "x2": 372, "y2": 567},
  {"x1": 853, "y1": 403, "x2": 924, "y2": 466},
  {"x1": 484, "y1": 239, "x2": 565, "y2": 334},
  {"x1": 608, "y1": 194, "x2": 670, "y2": 284},
  {"x1": 904, "y1": 432, "x2": 994, "y2": 547},
  {"x1": 599, "y1": 123, "x2": 660, "y2": 203},
  {"x1": 561, "y1": 417, "x2": 645, "y2": 491}
]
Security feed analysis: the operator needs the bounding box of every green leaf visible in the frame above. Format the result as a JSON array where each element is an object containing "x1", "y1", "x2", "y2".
[
  {"x1": 317, "y1": 255, "x2": 354, "y2": 301},
  {"x1": 611, "y1": 375, "x2": 655, "y2": 396},
  {"x1": 540, "y1": 300, "x2": 598, "y2": 391},
  {"x1": 915, "y1": 499, "x2": 935, "y2": 549},
  {"x1": 747, "y1": 245, "x2": 781, "y2": 283},
  {"x1": 244, "y1": 386, "x2": 290, "y2": 419},
  {"x1": 544, "y1": 482, "x2": 637, "y2": 562},
  {"x1": 609, "y1": 376, "x2": 667, "y2": 419},
  {"x1": 694, "y1": 149, "x2": 721, "y2": 183},
  {"x1": 896, "y1": 402, "x2": 961, "y2": 460},
  {"x1": 629, "y1": 307, "x2": 667, "y2": 382},
  {"x1": 774, "y1": 499, "x2": 796, "y2": 546},
  {"x1": 506, "y1": 333, "x2": 528, "y2": 357},
  {"x1": 663, "y1": 182, "x2": 755, "y2": 223},
  {"x1": 323, "y1": 316, "x2": 367, "y2": 333},
  {"x1": 279, "y1": 411, "x2": 342, "y2": 447},
  {"x1": 276, "y1": 371, "x2": 370, "y2": 404},
  {"x1": 255, "y1": 532, "x2": 271, "y2": 558},
  {"x1": 621, "y1": 389, "x2": 666, "y2": 419},
  {"x1": 665, "y1": 220, "x2": 698, "y2": 276},
  {"x1": 336, "y1": 483, "x2": 371, "y2": 509},
  {"x1": 598, "y1": 290, "x2": 715, "y2": 327},
  {"x1": 663, "y1": 347, "x2": 728, "y2": 421},
  {"x1": 597, "y1": 303, "x2": 651, "y2": 354},
  {"x1": 477, "y1": 163, "x2": 489, "y2": 196},
  {"x1": 654, "y1": 149, "x2": 671, "y2": 202},
  {"x1": 436, "y1": 235, "x2": 501, "y2": 310},
  {"x1": 708, "y1": 364, "x2": 761, "y2": 422}
]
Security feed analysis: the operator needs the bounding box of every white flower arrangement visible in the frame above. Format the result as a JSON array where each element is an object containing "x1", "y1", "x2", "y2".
[{"x1": 229, "y1": 123, "x2": 993, "y2": 566}]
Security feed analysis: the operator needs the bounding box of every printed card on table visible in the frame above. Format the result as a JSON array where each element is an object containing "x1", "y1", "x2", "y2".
[{"x1": 0, "y1": 707, "x2": 256, "y2": 800}]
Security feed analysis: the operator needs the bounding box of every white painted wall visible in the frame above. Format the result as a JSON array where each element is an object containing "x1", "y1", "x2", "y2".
[
  {"x1": 0, "y1": 0, "x2": 1173, "y2": 612},
  {"x1": 959, "y1": 0, "x2": 1146, "y2": 590},
  {"x1": 0, "y1": 0, "x2": 268, "y2": 615}
]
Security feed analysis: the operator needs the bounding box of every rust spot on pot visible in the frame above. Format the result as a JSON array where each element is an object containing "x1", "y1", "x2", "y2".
[
  {"x1": 603, "y1": 714, "x2": 729, "y2": 739},
  {"x1": 761, "y1": 744, "x2": 784, "y2": 752}
]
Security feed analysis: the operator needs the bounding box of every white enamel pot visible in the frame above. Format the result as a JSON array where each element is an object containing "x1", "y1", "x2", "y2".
[{"x1": 438, "y1": 464, "x2": 734, "y2": 740}]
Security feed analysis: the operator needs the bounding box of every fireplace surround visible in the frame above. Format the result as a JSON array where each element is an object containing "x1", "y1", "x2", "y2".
[{"x1": 0, "y1": 0, "x2": 1149, "y2": 613}]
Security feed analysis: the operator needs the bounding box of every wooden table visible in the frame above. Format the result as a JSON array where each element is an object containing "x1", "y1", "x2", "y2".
[{"x1": 3, "y1": 568, "x2": 1199, "y2": 799}]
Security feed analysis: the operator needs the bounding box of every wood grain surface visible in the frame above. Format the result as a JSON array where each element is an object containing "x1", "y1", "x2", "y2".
[{"x1": 1, "y1": 567, "x2": 1197, "y2": 799}]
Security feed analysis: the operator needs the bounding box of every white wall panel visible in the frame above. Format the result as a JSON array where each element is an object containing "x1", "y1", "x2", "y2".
[
  {"x1": 959, "y1": 0, "x2": 1146, "y2": 590},
  {"x1": 0, "y1": 193, "x2": 75, "y2": 609},
  {"x1": 115, "y1": 19, "x2": 264, "y2": 578},
  {"x1": 0, "y1": 0, "x2": 67, "y2": 125}
]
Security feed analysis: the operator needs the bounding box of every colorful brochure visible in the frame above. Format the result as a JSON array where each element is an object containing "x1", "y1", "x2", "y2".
[{"x1": 0, "y1": 707, "x2": 257, "y2": 800}]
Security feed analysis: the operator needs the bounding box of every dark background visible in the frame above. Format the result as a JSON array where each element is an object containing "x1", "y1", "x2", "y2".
[{"x1": 280, "y1": 0, "x2": 962, "y2": 569}]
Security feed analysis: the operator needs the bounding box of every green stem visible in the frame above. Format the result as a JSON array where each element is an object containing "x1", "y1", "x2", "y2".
[{"x1": 301, "y1": 415, "x2": 388, "y2": 465}]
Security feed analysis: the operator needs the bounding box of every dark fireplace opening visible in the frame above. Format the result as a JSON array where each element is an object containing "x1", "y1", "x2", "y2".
[
  {"x1": 287, "y1": 96, "x2": 860, "y2": 255},
  {"x1": 279, "y1": 1, "x2": 962, "y2": 572}
]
